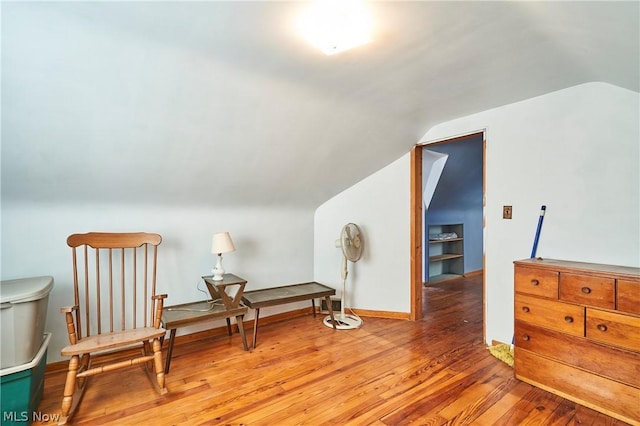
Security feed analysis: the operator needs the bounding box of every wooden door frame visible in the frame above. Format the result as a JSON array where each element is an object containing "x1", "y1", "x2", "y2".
[
  {"x1": 410, "y1": 132, "x2": 486, "y2": 332},
  {"x1": 410, "y1": 146, "x2": 423, "y2": 320}
]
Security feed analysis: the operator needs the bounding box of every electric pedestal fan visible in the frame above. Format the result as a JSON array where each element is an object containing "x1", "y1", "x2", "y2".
[{"x1": 323, "y1": 223, "x2": 364, "y2": 330}]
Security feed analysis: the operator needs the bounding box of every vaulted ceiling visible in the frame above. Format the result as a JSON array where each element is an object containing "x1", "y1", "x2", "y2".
[{"x1": 2, "y1": 1, "x2": 638, "y2": 208}]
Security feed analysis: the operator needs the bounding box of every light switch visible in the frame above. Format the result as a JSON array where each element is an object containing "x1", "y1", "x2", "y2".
[{"x1": 503, "y1": 206, "x2": 512, "y2": 219}]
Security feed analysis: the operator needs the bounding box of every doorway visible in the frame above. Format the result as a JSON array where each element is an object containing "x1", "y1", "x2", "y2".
[{"x1": 410, "y1": 131, "x2": 486, "y2": 336}]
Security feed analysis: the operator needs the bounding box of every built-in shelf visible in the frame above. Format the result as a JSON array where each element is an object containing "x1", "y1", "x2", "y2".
[
  {"x1": 428, "y1": 224, "x2": 464, "y2": 283},
  {"x1": 429, "y1": 253, "x2": 464, "y2": 262}
]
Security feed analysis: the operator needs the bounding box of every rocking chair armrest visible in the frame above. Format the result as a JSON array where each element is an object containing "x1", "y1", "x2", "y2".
[
  {"x1": 60, "y1": 305, "x2": 79, "y2": 313},
  {"x1": 152, "y1": 294, "x2": 168, "y2": 328},
  {"x1": 61, "y1": 305, "x2": 80, "y2": 345},
  {"x1": 152, "y1": 294, "x2": 168, "y2": 310}
]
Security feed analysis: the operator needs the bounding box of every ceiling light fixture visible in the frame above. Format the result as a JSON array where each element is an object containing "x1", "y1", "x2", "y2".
[{"x1": 298, "y1": 0, "x2": 373, "y2": 56}]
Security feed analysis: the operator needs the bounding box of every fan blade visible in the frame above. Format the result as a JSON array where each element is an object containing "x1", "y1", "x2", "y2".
[
  {"x1": 341, "y1": 223, "x2": 363, "y2": 262},
  {"x1": 352, "y1": 234, "x2": 361, "y2": 249}
]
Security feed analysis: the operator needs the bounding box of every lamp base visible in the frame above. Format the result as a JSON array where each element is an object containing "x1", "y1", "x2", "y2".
[{"x1": 212, "y1": 254, "x2": 225, "y2": 281}]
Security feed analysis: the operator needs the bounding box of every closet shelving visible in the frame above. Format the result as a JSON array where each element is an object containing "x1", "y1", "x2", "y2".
[{"x1": 428, "y1": 224, "x2": 464, "y2": 283}]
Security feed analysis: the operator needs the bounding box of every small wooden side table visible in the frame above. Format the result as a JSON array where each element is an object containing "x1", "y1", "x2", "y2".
[{"x1": 161, "y1": 274, "x2": 249, "y2": 374}]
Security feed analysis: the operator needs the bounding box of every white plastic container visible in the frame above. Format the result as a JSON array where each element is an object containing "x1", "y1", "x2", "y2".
[{"x1": 0, "y1": 276, "x2": 54, "y2": 369}]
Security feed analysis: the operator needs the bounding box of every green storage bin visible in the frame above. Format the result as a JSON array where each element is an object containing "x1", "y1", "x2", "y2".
[{"x1": 1, "y1": 333, "x2": 51, "y2": 426}]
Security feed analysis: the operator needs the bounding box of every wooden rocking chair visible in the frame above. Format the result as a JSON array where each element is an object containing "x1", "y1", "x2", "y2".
[{"x1": 59, "y1": 232, "x2": 168, "y2": 425}]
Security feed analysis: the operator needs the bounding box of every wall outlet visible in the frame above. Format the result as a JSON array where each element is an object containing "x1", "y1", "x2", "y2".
[{"x1": 503, "y1": 205, "x2": 513, "y2": 219}]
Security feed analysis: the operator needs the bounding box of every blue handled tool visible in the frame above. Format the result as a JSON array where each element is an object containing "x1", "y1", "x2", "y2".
[{"x1": 530, "y1": 205, "x2": 546, "y2": 258}]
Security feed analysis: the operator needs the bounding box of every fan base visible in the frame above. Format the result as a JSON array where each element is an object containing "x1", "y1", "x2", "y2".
[{"x1": 323, "y1": 314, "x2": 363, "y2": 330}]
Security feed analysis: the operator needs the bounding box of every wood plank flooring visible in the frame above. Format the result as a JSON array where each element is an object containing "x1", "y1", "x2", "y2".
[{"x1": 34, "y1": 276, "x2": 630, "y2": 425}]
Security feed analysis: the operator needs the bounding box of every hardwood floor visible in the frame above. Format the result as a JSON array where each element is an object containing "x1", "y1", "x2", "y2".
[{"x1": 34, "y1": 276, "x2": 630, "y2": 425}]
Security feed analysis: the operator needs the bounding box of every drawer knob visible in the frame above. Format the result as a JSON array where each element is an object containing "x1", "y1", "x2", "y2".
[
  {"x1": 522, "y1": 334, "x2": 530, "y2": 341},
  {"x1": 597, "y1": 324, "x2": 608, "y2": 332},
  {"x1": 581, "y1": 287, "x2": 592, "y2": 294},
  {"x1": 531, "y1": 279, "x2": 540, "y2": 286},
  {"x1": 522, "y1": 306, "x2": 530, "y2": 313},
  {"x1": 564, "y1": 316, "x2": 574, "y2": 323}
]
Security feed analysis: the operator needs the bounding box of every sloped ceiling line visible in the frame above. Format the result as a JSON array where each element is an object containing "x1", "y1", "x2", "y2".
[{"x1": 2, "y1": 1, "x2": 638, "y2": 207}]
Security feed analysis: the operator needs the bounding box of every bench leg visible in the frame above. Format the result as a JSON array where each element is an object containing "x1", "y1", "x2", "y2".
[
  {"x1": 325, "y1": 296, "x2": 337, "y2": 330},
  {"x1": 236, "y1": 314, "x2": 249, "y2": 351},
  {"x1": 312, "y1": 299, "x2": 316, "y2": 317},
  {"x1": 252, "y1": 308, "x2": 261, "y2": 349},
  {"x1": 226, "y1": 317, "x2": 232, "y2": 336},
  {"x1": 164, "y1": 328, "x2": 177, "y2": 374}
]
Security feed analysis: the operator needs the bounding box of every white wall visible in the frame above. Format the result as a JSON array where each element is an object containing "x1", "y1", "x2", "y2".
[
  {"x1": 314, "y1": 155, "x2": 410, "y2": 314},
  {"x1": 4, "y1": 82, "x2": 637, "y2": 364},
  {"x1": 429, "y1": 82, "x2": 639, "y2": 344},
  {"x1": 314, "y1": 82, "x2": 639, "y2": 345},
  {"x1": 1, "y1": 203, "x2": 314, "y2": 362}
]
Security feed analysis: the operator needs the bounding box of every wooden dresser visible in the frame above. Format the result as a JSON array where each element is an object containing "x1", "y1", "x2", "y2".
[{"x1": 513, "y1": 258, "x2": 640, "y2": 425}]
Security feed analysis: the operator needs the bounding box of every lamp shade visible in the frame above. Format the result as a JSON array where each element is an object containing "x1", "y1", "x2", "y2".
[{"x1": 211, "y1": 232, "x2": 235, "y2": 255}]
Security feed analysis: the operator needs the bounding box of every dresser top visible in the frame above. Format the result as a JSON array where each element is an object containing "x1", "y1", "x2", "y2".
[{"x1": 514, "y1": 258, "x2": 639, "y2": 280}]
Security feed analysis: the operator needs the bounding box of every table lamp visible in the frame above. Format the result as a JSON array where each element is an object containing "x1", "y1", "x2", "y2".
[{"x1": 211, "y1": 232, "x2": 235, "y2": 281}]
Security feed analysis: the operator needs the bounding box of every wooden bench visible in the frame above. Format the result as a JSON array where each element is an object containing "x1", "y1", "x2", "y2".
[{"x1": 241, "y1": 282, "x2": 337, "y2": 348}]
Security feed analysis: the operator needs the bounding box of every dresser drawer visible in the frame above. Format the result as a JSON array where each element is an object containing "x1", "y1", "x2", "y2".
[
  {"x1": 586, "y1": 308, "x2": 640, "y2": 352},
  {"x1": 515, "y1": 321, "x2": 640, "y2": 388},
  {"x1": 514, "y1": 266, "x2": 558, "y2": 299},
  {"x1": 515, "y1": 348, "x2": 640, "y2": 425},
  {"x1": 617, "y1": 279, "x2": 640, "y2": 315},
  {"x1": 515, "y1": 294, "x2": 584, "y2": 336},
  {"x1": 559, "y1": 273, "x2": 615, "y2": 309}
]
